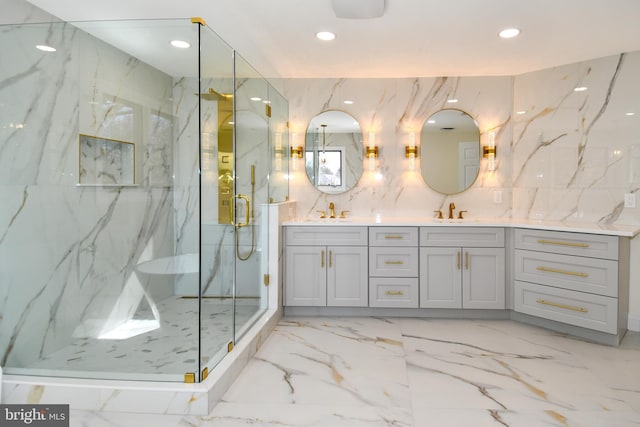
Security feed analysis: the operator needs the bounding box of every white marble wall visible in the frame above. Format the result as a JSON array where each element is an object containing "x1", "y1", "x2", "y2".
[
  {"x1": 281, "y1": 77, "x2": 513, "y2": 220},
  {"x1": 0, "y1": 21, "x2": 176, "y2": 369},
  {"x1": 513, "y1": 52, "x2": 640, "y2": 225}
]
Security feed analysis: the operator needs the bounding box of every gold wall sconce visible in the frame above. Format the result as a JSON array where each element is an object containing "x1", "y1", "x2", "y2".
[
  {"x1": 367, "y1": 131, "x2": 379, "y2": 171},
  {"x1": 483, "y1": 131, "x2": 497, "y2": 171},
  {"x1": 290, "y1": 146, "x2": 303, "y2": 158},
  {"x1": 405, "y1": 132, "x2": 418, "y2": 171}
]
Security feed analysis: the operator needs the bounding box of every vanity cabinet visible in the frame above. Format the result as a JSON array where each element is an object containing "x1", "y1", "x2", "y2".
[
  {"x1": 285, "y1": 226, "x2": 368, "y2": 307},
  {"x1": 419, "y1": 227, "x2": 505, "y2": 309},
  {"x1": 513, "y1": 228, "x2": 627, "y2": 336},
  {"x1": 368, "y1": 227, "x2": 419, "y2": 308}
]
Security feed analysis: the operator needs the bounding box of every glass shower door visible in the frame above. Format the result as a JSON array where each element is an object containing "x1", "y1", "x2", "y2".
[{"x1": 232, "y1": 54, "x2": 270, "y2": 341}]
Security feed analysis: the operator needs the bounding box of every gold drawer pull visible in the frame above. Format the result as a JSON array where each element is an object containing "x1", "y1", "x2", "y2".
[
  {"x1": 385, "y1": 291, "x2": 404, "y2": 296},
  {"x1": 536, "y1": 266, "x2": 589, "y2": 277},
  {"x1": 536, "y1": 239, "x2": 589, "y2": 248},
  {"x1": 384, "y1": 260, "x2": 404, "y2": 265},
  {"x1": 384, "y1": 235, "x2": 403, "y2": 239},
  {"x1": 536, "y1": 299, "x2": 588, "y2": 313}
]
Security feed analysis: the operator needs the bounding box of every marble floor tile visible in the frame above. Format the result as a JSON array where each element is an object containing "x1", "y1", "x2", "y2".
[{"x1": 41, "y1": 317, "x2": 640, "y2": 426}]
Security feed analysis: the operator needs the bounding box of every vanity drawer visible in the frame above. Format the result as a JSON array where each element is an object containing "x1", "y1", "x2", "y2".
[
  {"x1": 514, "y1": 249, "x2": 618, "y2": 297},
  {"x1": 369, "y1": 227, "x2": 418, "y2": 246},
  {"x1": 369, "y1": 278, "x2": 419, "y2": 308},
  {"x1": 514, "y1": 281, "x2": 618, "y2": 334},
  {"x1": 369, "y1": 247, "x2": 419, "y2": 277},
  {"x1": 514, "y1": 228, "x2": 618, "y2": 260},
  {"x1": 285, "y1": 226, "x2": 367, "y2": 246},
  {"x1": 420, "y1": 227, "x2": 504, "y2": 247}
]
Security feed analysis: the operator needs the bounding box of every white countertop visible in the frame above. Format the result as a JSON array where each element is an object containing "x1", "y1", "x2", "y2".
[{"x1": 282, "y1": 216, "x2": 640, "y2": 237}]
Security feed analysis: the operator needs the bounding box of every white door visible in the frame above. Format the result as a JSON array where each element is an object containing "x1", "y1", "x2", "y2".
[
  {"x1": 458, "y1": 141, "x2": 479, "y2": 191},
  {"x1": 419, "y1": 247, "x2": 462, "y2": 308}
]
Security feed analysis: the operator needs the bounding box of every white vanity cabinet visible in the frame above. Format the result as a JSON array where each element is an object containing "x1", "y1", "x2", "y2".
[
  {"x1": 513, "y1": 228, "x2": 628, "y2": 339},
  {"x1": 368, "y1": 227, "x2": 419, "y2": 308},
  {"x1": 284, "y1": 226, "x2": 368, "y2": 307},
  {"x1": 419, "y1": 227, "x2": 505, "y2": 309}
]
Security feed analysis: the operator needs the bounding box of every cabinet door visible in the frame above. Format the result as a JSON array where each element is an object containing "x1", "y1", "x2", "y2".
[
  {"x1": 327, "y1": 246, "x2": 368, "y2": 307},
  {"x1": 285, "y1": 246, "x2": 327, "y2": 306},
  {"x1": 462, "y1": 247, "x2": 505, "y2": 309},
  {"x1": 419, "y1": 247, "x2": 462, "y2": 308}
]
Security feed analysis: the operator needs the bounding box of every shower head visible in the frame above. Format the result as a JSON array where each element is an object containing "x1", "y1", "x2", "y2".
[{"x1": 197, "y1": 88, "x2": 233, "y2": 101}]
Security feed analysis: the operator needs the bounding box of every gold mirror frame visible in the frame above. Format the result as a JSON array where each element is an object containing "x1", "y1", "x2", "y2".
[
  {"x1": 304, "y1": 110, "x2": 363, "y2": 194},
  {"x1": 420, "y1": 109, "x2": 480, "y2": 194}
]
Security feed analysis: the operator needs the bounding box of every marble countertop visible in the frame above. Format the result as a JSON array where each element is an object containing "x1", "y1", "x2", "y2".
[{"x1": 282, "y1": 216, "x2": 640, "y2": 237}]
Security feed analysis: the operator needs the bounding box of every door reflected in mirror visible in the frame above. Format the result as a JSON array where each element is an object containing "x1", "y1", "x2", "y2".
[
  {"x1": 420, "y1": 109, "x2": 480, "y2": 194},
  {"x1": 305, "y1": 110, "x2": 363, "y2": 194}
]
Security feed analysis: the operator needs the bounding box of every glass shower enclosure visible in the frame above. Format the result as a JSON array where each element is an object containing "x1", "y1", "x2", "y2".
[{"x1": 0, "y1": 17, "x2": 288, "y2": 383}]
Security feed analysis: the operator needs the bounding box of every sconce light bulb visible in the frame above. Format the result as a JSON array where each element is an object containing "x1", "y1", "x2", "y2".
[
  {"x1": 488, "y1": 153, "x2": 495, "y2": 171},
  {"x1": 408, "y1": 154, "x2": 416, "y2": 171},
  {"x1": 369, "y1": 131, "x2": 376, "y2": 149},
  {"x1": 489, "y1": 131, "x2": 496, "y2": 148},
  {"x1": 368, "y1": 155, "x2": 376, "y2": 171}
]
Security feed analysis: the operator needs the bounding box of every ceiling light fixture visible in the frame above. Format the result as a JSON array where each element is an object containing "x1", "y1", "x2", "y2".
[
  {"x1": 35, "y1": 44, "x2": 56, "y2": 52},
  {"x1": 626, "y1": 112, "x2": 636, "y2": 116},
  {"x1": 250, "y1": 97, "x2": 262, "y2": 101},
  {"x1": 170, "y1": 40, "x2": 191, "y2": 49},
  {"x1": 516, "y1": 110, "x2": 526, "y2": 115},
  {"x1": 498, "y1": 28, "x2": 520, "y2": 39},
  {"x1": 343, "y1": 100, "x2": 354, "y2": 105},
  {"x1": 316, "y1": 31, "x2": 336, "y2": 41},
  {"x1": 574, "y1": 86, "x2": 588, "y2": 92},
  {"x1": 447, "y1": 99, "x2": 459, "y2": 104}
]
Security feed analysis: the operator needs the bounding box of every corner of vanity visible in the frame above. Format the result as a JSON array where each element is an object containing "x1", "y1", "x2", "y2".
[{"x1": 282, "y1": 218, "x2": 637, "y2": 346}]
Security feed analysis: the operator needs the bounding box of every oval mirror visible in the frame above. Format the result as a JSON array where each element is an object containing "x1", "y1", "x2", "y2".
[
  {"x1": 420, "y1": 109, "x2": 480, "y2": 194},
  {"x1": 305, "y1": 110, "x2": 363, "y2": 193}
]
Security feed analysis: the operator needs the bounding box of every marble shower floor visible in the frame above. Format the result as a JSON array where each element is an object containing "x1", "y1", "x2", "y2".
[
  {"x1": 71, "y1": 317, "x2": 640, "y2": 426},
  {"x1": 27, "y1": 297, "x2": 261, "y2": 380}
]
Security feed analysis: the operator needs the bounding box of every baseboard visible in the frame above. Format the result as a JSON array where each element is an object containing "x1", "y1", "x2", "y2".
[{"x1": 628, "y1": 314, "x2": 640, "y2": 332}]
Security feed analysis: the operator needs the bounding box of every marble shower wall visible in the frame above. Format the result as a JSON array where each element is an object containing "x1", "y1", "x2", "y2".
[
  {"x1": 0, "y1": 22, "x2": 176, "y2": 369},
  {"x1": 512, "y1": 52, "x2": 640, "y2": 225},
  {"x1": 280, "y1": 77, "x2": 514, "y2": 220}
]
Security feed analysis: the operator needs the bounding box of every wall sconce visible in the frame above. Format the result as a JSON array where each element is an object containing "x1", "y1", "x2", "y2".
[
  {"x1": 367, "y1": 131, "x2": 379, "y2": 171},
  {"x1": 483, "y1": 131, "x2": 497, "y2": 171},
  {"x1": 405, "y1": 132, "x2": 418, "y2": 171},
  {"x1": 274, "y1": 132, "x2": 283, "y2": 171}
]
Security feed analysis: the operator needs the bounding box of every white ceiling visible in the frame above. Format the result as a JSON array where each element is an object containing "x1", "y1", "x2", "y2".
[{"x1": 26, "y1": 0, "x2": 640, "y2": 78}]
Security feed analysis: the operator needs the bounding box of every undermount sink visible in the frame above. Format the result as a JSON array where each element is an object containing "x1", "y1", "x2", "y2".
[{"x1": 432, "y1": 218, "x2": 477, "y2": 223}]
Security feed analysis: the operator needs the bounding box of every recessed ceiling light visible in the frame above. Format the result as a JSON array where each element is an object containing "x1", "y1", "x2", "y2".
[
  {"x1": 343, "y1": 100, "x2": 354, "y2": 105},
  {"x1": 170, "y1": 40, "x2": 190, "y2": 49},
  {"x1": 626, "y1": 112, "x2": 636, "y2": 116},
  {"x1": 250, "y1": 97, "x2": 262, "y2": 101},
  {"x1": 427, "y1": 120, "x2": 436, "y2": 124},
  {"x1": 316, "y1": 31, "x2": 336, "y2": 41},
  {"x1": 574, "y1": 86, "x2": 588, "y2": 92},
  {"x1": 447, "y1": 99, "x2": 458, "y2": 104},
  {"x1": 35, "y1": 44, "x2": 56, "y2": 52},
  {"x1": 516, "y1": 110, "x2": 526, "y2": 115},
  {"x1": 498, "y1": 28, "x2": 520, "y2": 39}
]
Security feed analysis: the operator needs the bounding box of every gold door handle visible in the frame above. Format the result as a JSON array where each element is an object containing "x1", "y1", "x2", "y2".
[
  {"x1": 465, "y1": 252, "x2": 469, "y2": 270},
  {"x1": 384, "y1": 235, "x2": 403, "y2": 240},
  {"x1": 384, "y1": 260, "x2": 404, "y2": 265},
  {"x1": 230, "y1": 194, "x2": 250, "y2": 227},
  {"x1": 329, "y1": 250, "x2": 332, "y2": 268},
  {"x1": 536, "y1": 299, "x2": 588, "y2": 313},
  {"x1": 457, "y1": 251, "x2": 461, "y2": 270},
  {"x1": 321, "y1": 250, "x2": 325, "y2": 268},
  {"x1": 536, "y1": 239, "x2": 589, "y2": 248},
  {"x1": 536, "y1": 266, "x2": 589, "y2": 277},
  {"x1": 385, "y1": 291, "x2": 404, "y2": 296}
]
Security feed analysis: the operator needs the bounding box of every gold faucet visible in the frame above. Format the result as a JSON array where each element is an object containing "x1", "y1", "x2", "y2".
[
  {"x1": 448, "y1": 202, "x2": 456, "y2": 219},
  {"x1": 329, "y1": 202, "x2": 336, "y2": 218}
]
